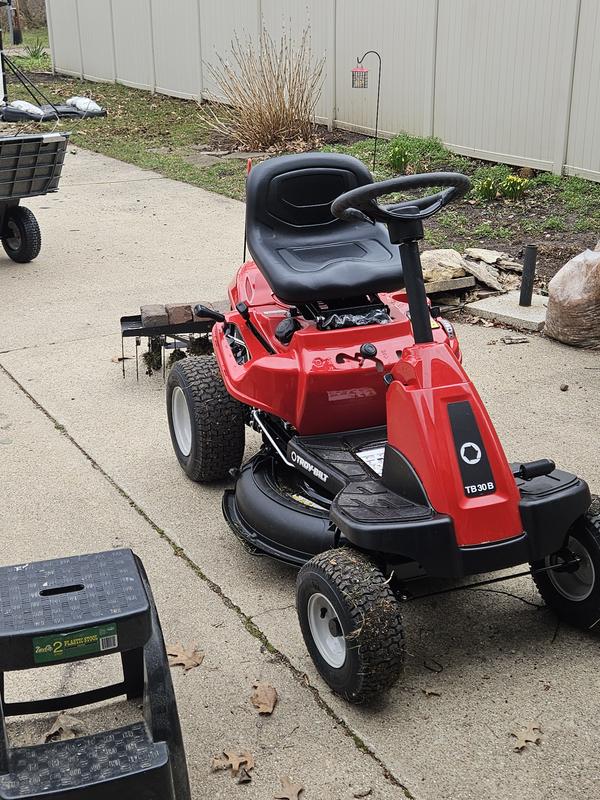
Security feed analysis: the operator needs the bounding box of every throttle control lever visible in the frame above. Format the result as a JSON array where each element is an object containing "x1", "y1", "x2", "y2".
[{"x1": 336, "y1": 343, "x2": 384, "y2": 373}]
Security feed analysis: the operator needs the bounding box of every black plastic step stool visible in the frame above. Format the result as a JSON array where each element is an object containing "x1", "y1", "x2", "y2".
[{"x1": 0, "y1": 549, "x2": 191, "y2": 800}]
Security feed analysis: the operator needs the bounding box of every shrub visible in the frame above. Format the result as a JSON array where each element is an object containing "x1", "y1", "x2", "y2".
[
  {"x1": 473, "y1": 166, "x2": 529, "y2": 202},
  {"x1": 25, "y1": 38, "x2": 46, "y2": 60},
  {"x1": 388, "y1": 140, "x2": 410, "y2": 173},
  {"x1": 474, "y1": 177, "x2": 500, "y2": 201},
  {"x1": 386, "y1": 133, "x2": 464, "y2": 174},
  {"x1": 201, "y1": 27, "x2": 325, "y2": 151},
  {"x1": 500, "y1": 174, "x2": 529, "y2": 200}
]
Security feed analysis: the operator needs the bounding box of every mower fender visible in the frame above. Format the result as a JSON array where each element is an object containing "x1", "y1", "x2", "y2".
[{"x1": 387, "y1": 342, "x2": 523, "y2": 548}]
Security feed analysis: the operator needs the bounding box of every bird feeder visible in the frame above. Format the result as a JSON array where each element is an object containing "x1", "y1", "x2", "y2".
[{"x1": 351, "y1": 64, "x2": 369, "y2": 89}]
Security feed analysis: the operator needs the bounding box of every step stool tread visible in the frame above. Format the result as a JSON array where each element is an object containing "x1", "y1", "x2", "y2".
[
  {"x1": 0, "y1": 550, "x2": 149, "y2": 637},
  {"x1": 0, "y1": 723, "x2": 168, "y2": 798},
  {"x1": 0, "y1": 550, "x2": 152, "y2": 670}
]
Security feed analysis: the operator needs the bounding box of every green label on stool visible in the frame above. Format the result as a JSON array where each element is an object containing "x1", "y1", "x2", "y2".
[{"x1": 33, "y1": 623, "x2": 119, "y2": 664}]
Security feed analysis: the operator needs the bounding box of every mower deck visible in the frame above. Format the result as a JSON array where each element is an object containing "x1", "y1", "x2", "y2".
[{"x1": 224, "y1": 423, "x2": 590, "y2": 578}]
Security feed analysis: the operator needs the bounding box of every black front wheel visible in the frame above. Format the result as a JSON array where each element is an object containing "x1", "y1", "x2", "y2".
[
  {"x1": 296, "y1": 548, "x2": 405, "y2": 703},
  {"x1": 2, "y1": 206, "x2": 41, "y2": 263},
  {"x1": 531, "y1": 496, "x2": 600, "y2": 630}
]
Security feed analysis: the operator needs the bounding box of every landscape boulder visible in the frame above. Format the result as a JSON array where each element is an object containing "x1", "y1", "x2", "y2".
[{"x1": 545, "y1": 249, "x2": 600, "y2": 348}]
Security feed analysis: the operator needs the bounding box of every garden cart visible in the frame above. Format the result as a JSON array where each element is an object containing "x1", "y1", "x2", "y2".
[{"x1": 0, "y1": 131, "x2": 68, "y2": 262}]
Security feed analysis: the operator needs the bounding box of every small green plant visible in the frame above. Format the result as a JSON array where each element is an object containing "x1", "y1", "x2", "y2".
[
  {"x1": 473, "y1": 222, "x2": 496, "y2": 238},
  {"x1": 500, "y1": 174, "x2": 529, "y2": 200},
  {"x1": 521, "y1": 218, "x2": 544, "y2": 236},
  {"x1": 25, "y1": 39, "x2": 47, "y2": 60},
  {"x1": 388, "y1": 140, "x2": 410, "y2": 173},
  {"x1": 437, "y1": 209, "x2": 468, "y2": 235},
  {"x1": 544, "y1": 216, "x2": 567, "y2": 231},
  {"x1": 474, "y1": 177, "x2": 500, "y2": 201}
]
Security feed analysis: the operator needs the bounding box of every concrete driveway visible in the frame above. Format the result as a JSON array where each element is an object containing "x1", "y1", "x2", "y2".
[{"x1": 1, "y1": 148, "x2": 599, "y2": 800}]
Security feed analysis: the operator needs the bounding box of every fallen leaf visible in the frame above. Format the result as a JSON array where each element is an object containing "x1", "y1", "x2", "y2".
[
  {"x1": 511, "y1": 722, "x2": 542, "y2": 751},
  {"x1": 211, "y1": 750, "x2": 255, "y2": 777},
  {"x1": 274, "y1": 775, "x2": 304, "y2": 800},
  {"x1": 353, "y1": 789, "x2": 372, "y2": 798},
  {"x1": 251, "y1": 681, "x2": 278, "y2": 714},
  {"x1": 39, "y1": 713, "x2": 86, "y2": 744},
  {"x1": 167, "y1": 643, "x2": 204, "y2": 671},
  {"x1": 560, "y1": 383, "x2": 569, "y2": 392},
  {"x1": 237, "y1": 766, "x2": 253, "y2": 784}
]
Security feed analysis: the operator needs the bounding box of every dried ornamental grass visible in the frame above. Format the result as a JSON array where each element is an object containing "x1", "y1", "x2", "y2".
[{"x1": 201, "y1": 26, "x2": 325, "y2": 151}]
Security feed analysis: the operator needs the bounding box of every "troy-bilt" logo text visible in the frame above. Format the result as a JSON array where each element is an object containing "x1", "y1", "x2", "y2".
[{"x1": 290, "y1": 450, "x2": 328, "y2": 483}]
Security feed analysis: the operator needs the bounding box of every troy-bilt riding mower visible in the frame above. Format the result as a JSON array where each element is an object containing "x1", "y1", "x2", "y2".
[{"x1": 166, "y1": 153, "x2": 597, "y2": 703}]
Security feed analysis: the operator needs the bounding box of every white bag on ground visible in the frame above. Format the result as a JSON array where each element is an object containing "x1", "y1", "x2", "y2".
[
  {"x1": 9, "y1": 100, "x2": 44, "y2": 117},
  {"x1": 545, "y1": 248, "x2": 600, "y2": 348},
  {"x1": 66, "y1": 96, "x2": 102, "y2": 114}
]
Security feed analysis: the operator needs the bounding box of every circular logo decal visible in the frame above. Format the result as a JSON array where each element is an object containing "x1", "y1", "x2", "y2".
[{"x1": 460, "y1": 442, "x2": 482, "y2": 465}]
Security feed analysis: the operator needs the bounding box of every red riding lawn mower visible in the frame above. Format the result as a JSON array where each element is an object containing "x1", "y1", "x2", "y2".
[{"x1": 166, "y1": 153, "x2": 598, "y2": 703}]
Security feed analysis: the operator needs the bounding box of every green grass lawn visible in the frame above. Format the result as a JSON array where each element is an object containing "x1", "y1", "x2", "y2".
[
  {"x1": 7, "y1": 26, "x2": 51, "y2": 72},
  {"x1": 36, "y1": 78, "x2": 249, "y2": 200},
  {"x1": 5, "y1": 44, "x2": 599, "y2": 276}
]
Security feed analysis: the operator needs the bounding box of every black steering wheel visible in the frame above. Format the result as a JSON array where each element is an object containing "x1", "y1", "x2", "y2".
[{"x1": 331, "y1": 172, "x2": 472, "y2": 225}]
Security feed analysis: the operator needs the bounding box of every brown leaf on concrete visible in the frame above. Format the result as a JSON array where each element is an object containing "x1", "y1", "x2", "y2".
[
  {"x1": 237, "y1": 766, "x2": 253, "y2": 784},
  {"x1": 211, "y1": 750, "x2": 255, "y2": 778},
  {"x1": 40, "y1": 713, "x2": 86, "y2": 744},
  {"x1": 167, "y1": 642, "x2": 204, "y2": 671},
  {"x1": 511, "y1": 722, "x2": 542, "y2": 751},
  {"x1": 274, "y1": 775, "x2": 304, "y2": 800},
  {"x1": 353, "y1": 789, "x2": 373, "y2": 798},
  {"x1": 251, "y1": 681, "x2": 278, "y2": 714}
]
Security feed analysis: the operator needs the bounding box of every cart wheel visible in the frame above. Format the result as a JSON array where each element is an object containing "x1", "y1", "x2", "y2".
[
  {"x1": 166, "y1": 354, "x2": 245, "y2": 482},
  {"x1": 531, "y1": 496, "x2": 600, "y2": 630},
  {"x1": 296, "y1": 548, "x2": 405, "y2": 703},
  {"x1": 2, "y1": 207, "x2": 41, "y2": 263}
]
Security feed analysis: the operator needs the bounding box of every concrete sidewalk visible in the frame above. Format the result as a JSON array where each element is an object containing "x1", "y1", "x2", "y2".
[{"x1": 1, "y1": 148, "x2": 599, "y2": 800}]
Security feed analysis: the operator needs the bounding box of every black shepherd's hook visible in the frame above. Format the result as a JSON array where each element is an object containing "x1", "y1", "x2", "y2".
[{"x1": 356, "y1": 50, "x2": 382, "y2": 172}]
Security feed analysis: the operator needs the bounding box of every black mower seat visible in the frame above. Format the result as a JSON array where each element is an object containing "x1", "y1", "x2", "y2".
[{"x1": 245, "y1": 153, "x2": 403, "y2": 304}]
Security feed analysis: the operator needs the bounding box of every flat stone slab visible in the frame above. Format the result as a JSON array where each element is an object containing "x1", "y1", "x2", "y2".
[
  {"x1": 182, "y1": 151, "x2": 221, "y2": 168},
  {"x1": 221, "y1": 151, "x2": 267, "y2": 160},
  {"x1": 467, "y1": 290, "x2": 548, "y2": 331},
  {"x1": 425, "y1": 275, "x2": 475, "y2": 294}
]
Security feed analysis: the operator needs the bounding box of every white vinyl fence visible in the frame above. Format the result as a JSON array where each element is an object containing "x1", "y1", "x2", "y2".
[{"x1": 46, "y1": 0, "x2": 600, "y2": 181}]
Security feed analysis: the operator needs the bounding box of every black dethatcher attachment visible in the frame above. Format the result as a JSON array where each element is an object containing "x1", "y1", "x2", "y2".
[{"x1": 120, "y1": 313, "x2": 216, "y2": 380}]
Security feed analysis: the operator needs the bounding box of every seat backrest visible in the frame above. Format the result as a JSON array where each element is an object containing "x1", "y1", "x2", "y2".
[{"x1": 246, "y1": 153, "x2": 373, "y2": 232}]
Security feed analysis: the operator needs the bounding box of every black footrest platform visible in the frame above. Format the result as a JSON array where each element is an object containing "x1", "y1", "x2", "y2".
[
  {"x1": 333, "y1": 481, "x2": 434, "y2": 525},
  {"x1": 0, "y1": 550, "x2": 151, "y2": 670},
  {"x1": 0, "y1": 723, "x2": 171, "y2": 800}
]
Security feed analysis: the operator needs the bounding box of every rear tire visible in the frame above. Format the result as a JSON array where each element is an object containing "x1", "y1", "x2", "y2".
[
  {"x1": 531, "y1": 496, "x2": 600, "y2": 630},
  {"x1": 2, "y1": 206, "x2": 41, "y2": 263},
  {"x1": 296, "y1": 548, "x2": 405, "y2": 703},
  {"x1": 166, "y1": 355, "x2": 245, "y2": 482}
]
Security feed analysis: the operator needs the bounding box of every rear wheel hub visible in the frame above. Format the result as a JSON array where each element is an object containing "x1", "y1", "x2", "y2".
[{"x1": 547, "y1": 536, "x2": 595, "y2": 602}]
